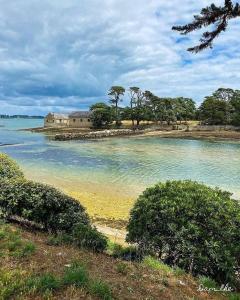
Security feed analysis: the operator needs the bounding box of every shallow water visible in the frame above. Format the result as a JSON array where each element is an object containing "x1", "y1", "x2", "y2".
[{"x1": 0, "y1": 118, "x2": 240, "y2": 219}]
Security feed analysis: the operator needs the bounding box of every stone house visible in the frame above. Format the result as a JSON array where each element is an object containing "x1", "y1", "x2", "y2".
[
  {"x1": 69, "y1": 111, "x2": 93, "y2": 128},
  {"x1": 44, "y1": 111, "x2": 93, "y2": 128},
  {"x1": 44, "y1": 113, "x2": 69, "y2": 127}
]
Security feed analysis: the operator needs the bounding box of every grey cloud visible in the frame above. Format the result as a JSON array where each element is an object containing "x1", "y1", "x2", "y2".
[{"x1": 0, "y1": 0, "x2": 239, "y2": 114}]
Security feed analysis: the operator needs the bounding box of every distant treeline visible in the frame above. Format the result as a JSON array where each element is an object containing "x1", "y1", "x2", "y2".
[
  {"x1": 90, "y1": 87, "x2": 240, "y2": 128},
  {"x1": 0, "y1": 115, "x2": 44, "y2": 119}
]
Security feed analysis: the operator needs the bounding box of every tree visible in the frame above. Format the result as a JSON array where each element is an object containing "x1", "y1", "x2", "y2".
[
  {"x1": 198, "y1": 88, "x2": 239, "y2": 125},
  {"x1": 199, "y1": 96, "x2": 230, "y2": 125},
  {"x1": 230, "y1": 90, "x2": 240, "y2": 125},
  {"x1": 108, "y1": 86, "x2": 125, "y2": 126},
  {"x1": 90, "y1": 102, "x2": 112, "y2": 129},
  {"x1": 175, "y1": 97, "x2": 196, "y2": 123},
  {"x1": 172, "y1": 0, "x2": 240, "y2": 52},
  {"x1": 144, "y1": 91, "x2": 160, "y2": 124},
  {"x1": 129, "y1": 87, "x2": 137, "y2": 126},
  {"x1": 126, "y1": 180, "x2": 240, "y2": 284},
  {"x1": 129, "y1": 87, "x2": 145, "y2": 127}
]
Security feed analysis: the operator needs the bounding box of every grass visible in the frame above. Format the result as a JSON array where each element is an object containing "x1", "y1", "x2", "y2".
[
  {"x1": 198, "y1": 276, "x2": 219, "y2": 289},
  {"x1": 0, "y1": 269, "x2": 27, "y2": 300},
  {"x1": 142, "y1": 256, "x2": 173, "y2": 274},
  {"x1": 107, "y1": 241, "x2": 139, "y2": 261},
  {"x1": 63, "y1": 262, "x2": 89, "y2": 287},
  {"x1": 0, "y1": 262, "x2": 112, "y2": 300},
  {"x1": 27, "y1": 273, "x2": 61, "y2": 293},
  {"x1": 1, "y1": 222, "x2": 238, "y2": 300},
  {"x1": 88, "y1": 279, "x2": 112, "y2": 300},
  {"x1": 116, "y1": 262, "x2": 129, "y2": 275},
  {"x1": 0, "y1": 223, "x2": 36, "y2": 258}
]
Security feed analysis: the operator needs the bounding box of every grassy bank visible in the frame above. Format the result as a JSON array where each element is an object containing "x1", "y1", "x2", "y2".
[{"x1": 0, "y1": 222, "x2": 236, "y2": 300}]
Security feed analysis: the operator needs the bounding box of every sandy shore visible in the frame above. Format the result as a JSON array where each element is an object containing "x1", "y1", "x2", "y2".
[{"x1": 140, "y1": 129, "x2": 240, "y2": 141}]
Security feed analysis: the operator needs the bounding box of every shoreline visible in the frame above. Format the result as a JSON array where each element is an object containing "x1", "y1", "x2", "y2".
[
  {"x1": 139, "y1": 129, "x2": 240, "y2": 141},
  {"x1": 25, "y1": 125, "x2": 240, "y2": 142}
]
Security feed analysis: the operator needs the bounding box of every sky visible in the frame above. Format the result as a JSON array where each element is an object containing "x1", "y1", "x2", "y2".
[{"x1": 0, "y1": 0, "x2": 239, "y2": 115}]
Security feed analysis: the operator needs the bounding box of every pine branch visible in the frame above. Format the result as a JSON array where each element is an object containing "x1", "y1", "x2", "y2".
[{"x1": 172, "y1": 0, "x2": 240, "y2": 52}]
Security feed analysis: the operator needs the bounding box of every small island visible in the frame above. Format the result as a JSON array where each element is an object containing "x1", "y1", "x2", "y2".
[{"x1": 28, "y1": 87, "x2": 240, "y2": 142}]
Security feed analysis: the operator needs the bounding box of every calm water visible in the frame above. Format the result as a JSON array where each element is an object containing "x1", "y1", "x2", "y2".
[{"x1": 0, "y1": 118, "x2": 240, "y2": 218}]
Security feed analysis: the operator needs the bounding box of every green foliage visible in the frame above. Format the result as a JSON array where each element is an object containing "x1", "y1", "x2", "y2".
[
  {"x1": 63, "y1": 262, "x2": 89, "y2": 287},
  {"x1": 0, "y1": 178, "x2": 90, "y2": 232},
  {"x1": 228, "y1": 293, "x2": 240, "y2": 300},
  {"x1": 122, "y1": 89, "x2": 196, "y2": 127},
  {"x1": 46, "y1": 233, "x2": 73, "y2": 246},
  {"x1": 71, "y1": 223, "x2": 108, "y2": 252},
  {"x1": 0, "y1": 153, "x2": 24, "y2": 180},
  {"x1": 127, "y1": 180, "x2": 240, "y2": 284},
  {"x1": 143, "y1": 256, "x2": 173, "y2": 274},
  {"x1": 199, "y1": 96, "x2": 231, "y2": 125},
  {"x1": 198, "y1": 88, "x2": 240, "y2": 126},
  {"x1": 0, "y1": 269, "x2": 27, "y2": 300},
  {"x1": 198, "y1": 276, "x2": 218, "y2": 289},
  {"x1": 115, "y1": 262, "x2": 129, "y2": 275},
  {"x1": 0, "y1": 223, "x2": 36, "y2": 258},
  {"x1": 90, "y1": 102, "x2": 113, "y2": 128},
  {"x1": 108, "y1": 86, "x2": 125, "y2": 126},
  {"x1": 172, "y1": 1, "x2": 240, "y2": 53},
  {"x1": 63, "y1": 261, "x2": 112, "y2": 299},
  {"x1": 107, "y1": 242, "x2": 140, "y2": 261},
  {"x1": 27, "y1": 274, "x2": 61, "y2": 293},
  {"x1": 88, "y1": 279, "x2": 112, "y2": 300},
  {"x1": 173, "y1": 267, "x2": 186, "y2": 277}
]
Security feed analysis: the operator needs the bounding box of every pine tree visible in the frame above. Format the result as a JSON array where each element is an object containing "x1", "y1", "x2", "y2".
[{"x1": 172, "y1": 0, "x2": 240, "y2": 52}]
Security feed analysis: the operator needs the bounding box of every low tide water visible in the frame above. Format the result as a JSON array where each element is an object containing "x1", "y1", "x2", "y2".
[{"x1": 0, "y1": 118, "x2": 240, "y2": 220}]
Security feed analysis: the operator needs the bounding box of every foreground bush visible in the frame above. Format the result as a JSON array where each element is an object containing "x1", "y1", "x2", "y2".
[
  {"x1": 0, "y1": 178, "x2": 90, "y2": 232},
  {"x1": 126, "y1": 180, "x2": 240, "y2": 284},
  {"x1": 72, "y1": 224, "x2": 108, "y2": 253},
  {"x1": 0, "y1": 153, "x2": 24, "y2": 180}
]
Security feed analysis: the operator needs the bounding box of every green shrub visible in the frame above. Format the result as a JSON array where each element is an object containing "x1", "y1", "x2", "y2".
[
  {"x1": 0, "y1": 178, "x2": 90, "y2": 232},
  {"x1": 72, "y1": 224, "x2": 108, "y2": 252},
  {"x1": 88, "y1": 279, "x2": 112, "y2": 300},
  {"x1": 0, "y1": 153, "x2": 24, "y2": 180},
  {"x1": 126, "y1": 180, "x2": 240, "y2": 284},
  {"x1": 115, "y1": 262, "x2": 129, "y2": 275},
  {"x1": 26, "y1": 273, "x2": 61, "y2": 293},
  {"x1": 63, "y1": 262, "x2": 89, "y2": 287},
  {"x1": 143, "y1": 256, "x2": 172, "y2": 274},
  {"x1": 107, "y1": 242, "x2": 140, "y2": 261},
  {"x1": 47, "y1": 233, "x2": 73, "y2": 246},
  {"x1": 198, "y1": 276, "x2": 218, "y2": 289}
]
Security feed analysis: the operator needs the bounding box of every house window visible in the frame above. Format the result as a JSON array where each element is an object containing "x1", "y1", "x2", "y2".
[
  {"x1": 88, "y1": 119, "x2": 90, "y2": 122},
  {"x1": 73, "y1": 119, "x2": 76, "y2": 123},
  {"x1": 80, "y1": 119, "x2": 83, "y2": 122},
  {"x1": 59, "y1": 119, "x2": 62, "y2": 123}
]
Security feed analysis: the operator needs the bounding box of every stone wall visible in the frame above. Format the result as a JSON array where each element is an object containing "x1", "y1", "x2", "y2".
[{"x1": 54, "y1": 129, "x2": 143, "y2": 141}]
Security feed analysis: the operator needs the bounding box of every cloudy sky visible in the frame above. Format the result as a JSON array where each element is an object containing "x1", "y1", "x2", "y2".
[{"x1": 0, "y1": 0, "x2": 239, "y2": 115}]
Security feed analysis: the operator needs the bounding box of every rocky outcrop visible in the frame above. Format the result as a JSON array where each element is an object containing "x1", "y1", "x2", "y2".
[{"x1": 54, "y1": 129, "x2": 144, "y2": 141}]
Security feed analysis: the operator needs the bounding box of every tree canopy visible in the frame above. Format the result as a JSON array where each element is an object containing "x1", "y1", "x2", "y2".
[
  {"x1": 173, "y1": 0, "x2": 240, "y2": 52},
  {"x1": 199, "y1": 88, "x2": 240, "y2": 125}
]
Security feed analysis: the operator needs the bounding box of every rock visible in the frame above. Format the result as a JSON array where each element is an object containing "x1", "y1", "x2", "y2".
[{"x1": 54, "y1": 129, "x2": 143, "y2": 141}]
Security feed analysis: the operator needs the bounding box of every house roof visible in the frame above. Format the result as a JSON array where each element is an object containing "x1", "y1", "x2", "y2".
[
  {"x1": 46, "y1": 113, "x2": 69, "y2": 119},
  {"x1": 69, "y1": 111, "x2": 92, "y2": 118}
]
